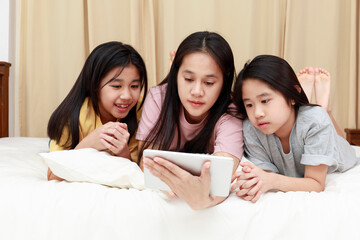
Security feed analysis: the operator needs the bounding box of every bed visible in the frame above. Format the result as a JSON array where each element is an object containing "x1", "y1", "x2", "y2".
[{"x1": 1, "y1": 137, "x2": 360, "y2": 240}]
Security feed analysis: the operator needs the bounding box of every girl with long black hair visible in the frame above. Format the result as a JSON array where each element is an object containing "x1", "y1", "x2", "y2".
[
  {"x1": 136, "y1": 31, "x2": 244, "y2": 210},
  {"x1": 47, "y1": 41, "x2": 148, "y2": 180}
]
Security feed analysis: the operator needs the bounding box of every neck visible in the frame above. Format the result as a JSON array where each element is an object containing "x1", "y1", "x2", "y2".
[{"x1": 275, "y1": 107, "x2": 296, "y2": 142}]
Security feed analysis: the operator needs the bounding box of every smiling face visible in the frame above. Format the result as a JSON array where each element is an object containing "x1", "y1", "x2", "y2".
[
  {"x1": 177, "y1": 52, "x2": 223, "y2": 124},
  {"x1": 242, "y1": 78, "x2": 296, "y2": 139},
  {"x1": 98, "y1": 64, "x2": 141, "y2": 123}
]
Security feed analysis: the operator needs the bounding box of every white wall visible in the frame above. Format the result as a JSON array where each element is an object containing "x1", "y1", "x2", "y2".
[{"x1": 0, "y1": 0, "x2": 9, "y2": 61}]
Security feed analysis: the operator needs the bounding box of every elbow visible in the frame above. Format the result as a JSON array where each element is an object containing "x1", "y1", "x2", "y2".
[
  {"x1": 311, "y1": 182, "x2": 326, "y2": 193},
  {"x1": 47, "y1": 168, "x2": 64, "y2": 181},
  {"x1": 317, "y1": 185, "x2": 326, "y2": 192}
]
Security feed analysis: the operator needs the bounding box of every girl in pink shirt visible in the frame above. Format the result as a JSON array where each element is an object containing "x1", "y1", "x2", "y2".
[{"x1": 136, "y1": 31, "x2": 243, "y2": 210}]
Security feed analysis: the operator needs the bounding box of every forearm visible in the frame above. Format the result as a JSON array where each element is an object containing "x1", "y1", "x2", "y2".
[
  {"x1": 268, "y1": 172, "x2": 325, "y2": 192},
  {"x1": 75, "y1": 136, "x2": 99, "y2": 150}
]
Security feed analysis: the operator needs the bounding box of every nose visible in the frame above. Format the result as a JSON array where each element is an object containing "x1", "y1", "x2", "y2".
[
  {"x1": 120, "y1": 86, "x2": 131, "y2": 100},
  {"x1": 254, "y1": 104, "x2": 264, "y2": 118},
  {"x1": 190, "y1": 81, "x2": 204, "y2": 97}
]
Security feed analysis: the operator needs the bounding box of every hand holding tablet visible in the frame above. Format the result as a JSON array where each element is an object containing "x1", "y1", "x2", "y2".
[{"x1": 143, "y1": 149, "x2": 234, "y2": 197}]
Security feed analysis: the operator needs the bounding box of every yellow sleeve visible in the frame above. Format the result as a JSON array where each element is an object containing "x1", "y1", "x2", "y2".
[{"x1": 49, "y1": 125, "x2": 72, "y2": 152}]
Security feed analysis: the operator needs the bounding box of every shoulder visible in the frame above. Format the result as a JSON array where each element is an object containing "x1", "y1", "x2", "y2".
[
  {"x1": 296, "y1": 106, "x2": 332, "y2": 130},
  {"x1": 297, "y1": 106, "x2": 330, "y2": 123},
  {"x1": 294, "y1": 106, "x2": 335, "y2": 143},
  {"x1": 79, "y1": 97, "x2": 98, "y2": 120},
  {"x1": 243, "y1": 118, "x2": 257, "y2": 134},
  {"x1": 148, "y1": 84, "x2": 167, "y2": 98},
  {"x1": 216, "y1": 103, "x2": 243, "y2": 128},
  {"x1": 143, "y1": 84, "x2": 167, "y2": 108}
]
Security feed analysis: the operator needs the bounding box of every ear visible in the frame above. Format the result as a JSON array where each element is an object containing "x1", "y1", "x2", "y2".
[{"x1": 294, "y1": 85, "x2": 301, "y2": 93}]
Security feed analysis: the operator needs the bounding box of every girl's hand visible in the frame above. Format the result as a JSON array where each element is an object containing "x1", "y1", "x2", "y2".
[
  {"x1": 100, "y1": 122, "x2": 131, "y2": 158},
  {"x1": 75, "y1": 124, "x2": 110, "y2": 151},
  {"x1": 231, "y1": 162, "x2": 271, "y2": 203},
  {"x1": 143, "y1": 157, "x2": 219, "y2": 210}
]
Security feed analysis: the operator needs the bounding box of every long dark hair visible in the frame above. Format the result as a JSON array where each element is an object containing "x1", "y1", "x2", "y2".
[
  {"x1": 234, "y1": 54, "x2": 312, "y2": 118},
  {"x1": 48, "y1": 41, "x2": 148, "y2": 149},
  {"x1": 140, "y1": 31, "x2": 235, "y2": 161}
]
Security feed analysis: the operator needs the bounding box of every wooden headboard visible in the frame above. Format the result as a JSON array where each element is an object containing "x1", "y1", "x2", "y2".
[{"x1": 0, "y1": 62, "x2": 11, "y2": 137}]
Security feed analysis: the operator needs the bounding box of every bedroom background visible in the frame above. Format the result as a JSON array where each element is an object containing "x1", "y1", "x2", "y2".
[{"x1": 2, "y1": 0, "x2": 359, "y2": 137}]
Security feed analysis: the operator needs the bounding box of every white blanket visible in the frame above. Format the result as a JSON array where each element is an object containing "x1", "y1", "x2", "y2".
[{"x1": 1, "y1": 137, "x2": 360, "y2": 240}]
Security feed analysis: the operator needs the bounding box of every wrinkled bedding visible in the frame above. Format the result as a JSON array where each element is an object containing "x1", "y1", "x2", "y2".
[{"x1": 1, "y1": 137, "x2": 360, "y2": 240}]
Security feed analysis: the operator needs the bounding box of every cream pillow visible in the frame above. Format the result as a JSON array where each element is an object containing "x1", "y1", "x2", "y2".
[{"x1": 40, "y1": 148, "x2": 144, "y2": 190}]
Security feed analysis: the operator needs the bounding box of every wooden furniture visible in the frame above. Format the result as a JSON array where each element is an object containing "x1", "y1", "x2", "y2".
[
  {"x1": 0, "y1": 61, "x2": 11, "y2": 137},
  {"x1": 344, "y1": 128, "x2": 360, "y2": 146}
]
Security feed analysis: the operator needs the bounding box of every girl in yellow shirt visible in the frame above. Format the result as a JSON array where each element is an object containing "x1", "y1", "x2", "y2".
[{"x1": 47, "y1": 41, "x2": 148, "y2": 181}]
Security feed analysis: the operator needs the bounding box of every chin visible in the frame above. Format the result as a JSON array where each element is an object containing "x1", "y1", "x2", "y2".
[{"x1": 257, "y1": 128, "x2": 273, "y2": 135}]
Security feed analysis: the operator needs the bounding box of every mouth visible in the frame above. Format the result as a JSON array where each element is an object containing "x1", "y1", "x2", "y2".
[
  {"x1": 115, "y1": 103, "x2": 131, "y2": 112},
  {"x1": 188, "y1": 100, "x2": 204, "y2": 107},
  {"x1": 257, "y1": 121, "x2": 269, "y2": 129}
]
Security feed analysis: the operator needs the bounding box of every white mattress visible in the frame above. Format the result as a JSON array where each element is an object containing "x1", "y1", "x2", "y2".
[{"x1": 1, "y1": 137, "x2": 360, "y2": 240}]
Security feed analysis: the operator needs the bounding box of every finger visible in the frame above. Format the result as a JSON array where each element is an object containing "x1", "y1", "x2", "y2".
[
  {"x1": 153, "y1": 157, "x2": 191, "y2": 179},
  {"x1": 233, "y1": 171, "x2": 242, "y2": 179},
  {"x1": 101, "y1": 121, "x2": 118, "y2": 130},
  {"x1": 100, "y1": 133, "x2": 117, "y2": 146},
  {"x1": 119, "y1": 122, "x2": 128, "y2": 130},
  {"x1": 144, "y1": 157, "x2": 180, "y2": 187},
  {"x1": 100, "y1": 137, "x2": 126, "y2": 155},
  {"x1": 233, "y1": 170, "x2": 257, "y2": 179},
  {"x1": 241, "y1": 166, "x2": 252, "y2": 173},
  {"x1": 200, "y1": 161, "x2": 211, "y2": 191},
  {"x1": 247, "y1": 180, "x2": 262, "y2": 197},
  {"x1": 240, "y1": 161, "x2": 256, "y2": 168},
  {"x1": 103, "y1": 124, "x2": 128, "y2": 137},
  {"x1": 231, "y1": 179, "x2": 246, "y2": 192},
  {"x1": 142, "y1": 157, "x2": 154, "y2": 169},
  {"x1": 236, "y1": 185, "x2": 252, "y2": 197},
  {"x1": 102, "y1": 127, "x2": 130, "y2": 147},
  {"x1": 241, "y1": 194, "x2": 257, "y2": 202},
  {"x1": 237, "y1": 172, "x2": 258, "y2": 180},
  {"x1": 162, "y1": 190, "x2": 178, "y2": 199},
  {"x1": 251, "y1": 190, "x2": 262, "y2": 203},
  {"x1": 241, "y1": 177, "x2": 259, "y2": 189}
]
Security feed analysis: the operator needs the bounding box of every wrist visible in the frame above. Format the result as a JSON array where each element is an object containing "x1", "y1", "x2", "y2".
[{"x1": 265, "y1": 171, "x2": 276, "y2": 192}]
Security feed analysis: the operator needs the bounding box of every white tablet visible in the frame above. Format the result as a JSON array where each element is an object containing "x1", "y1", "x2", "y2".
[{"x1": 143, "y1": 149, "x2": 234, "y2": 197}]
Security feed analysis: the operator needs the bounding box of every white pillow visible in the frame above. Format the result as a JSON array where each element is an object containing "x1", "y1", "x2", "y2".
[{"x1": 40, "y1": 148, "x2": 144, "y2": 190}]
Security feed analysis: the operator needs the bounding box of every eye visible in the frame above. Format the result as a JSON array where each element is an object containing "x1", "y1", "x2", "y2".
[
  {"x1": 245, "y1": 103, "x2": 253, "y2": 108},
  {"x1": 261, "y1": 99, "x2": 270, "y2": 104},
  {"x1": 111, "y1": 85, "x2": 121, "y2": 89},
  {"x1": 184, "y1": 77, "x2": 193, "y2": 82},
  {"x1": 131, "y1": 84, "x2": 140, "y2": 89},
  {"x1": 204, "y1": 81, "x2": 214, "y2": 86}
]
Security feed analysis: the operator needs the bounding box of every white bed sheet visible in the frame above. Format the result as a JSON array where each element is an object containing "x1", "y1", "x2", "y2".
[{"x1": 1, "y1": 137, "x2": 360, "y2": 240}]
